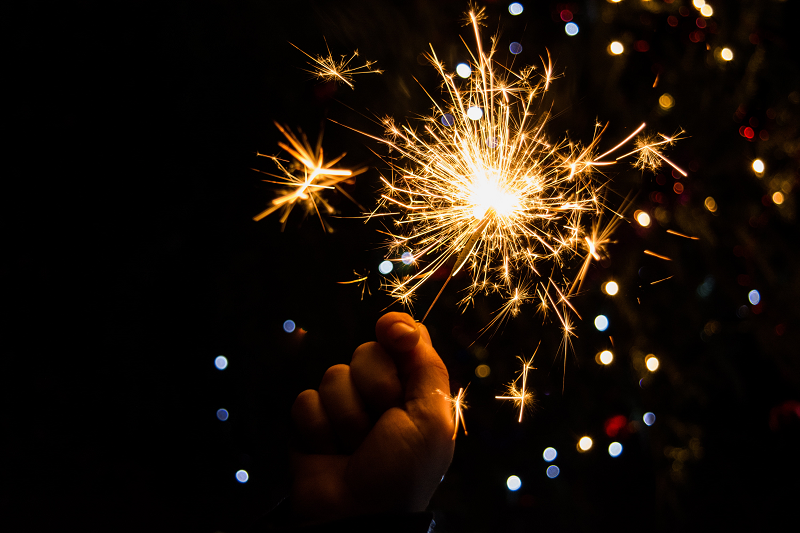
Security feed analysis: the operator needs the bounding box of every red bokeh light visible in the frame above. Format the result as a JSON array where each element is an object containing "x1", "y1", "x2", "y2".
[
  {"x1": 605, "y1": 415, "x2": 627, "y2": 437},
  {"x1": 560, "y1": 9, "x2": 573, "y2": 22}
]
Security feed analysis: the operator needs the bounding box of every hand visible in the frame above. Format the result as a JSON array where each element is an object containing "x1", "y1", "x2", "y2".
[{"x1": 289, "y1": 312, "x2": 455, "y2": 524}]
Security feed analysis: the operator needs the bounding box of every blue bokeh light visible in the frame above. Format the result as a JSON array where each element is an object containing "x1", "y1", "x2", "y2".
[
  {"x1": 379, "y1": 260, "x2": 393, "y2": 275},
  {"x1": 643, "y1": 412, "x2": 656, "y2": 426},
  {"x1": 506, "y1": 475, "x2": 522, "y2": 491},
  {"x1": 214, "y1": 356, "x2": 228, "y2": 370},
  {"x1": 543, "y1": 447, "x2": 557, "y2": 462},
  {"x1": 509, "y1": 3, "x2": 524, "y2": 16},
  {"x1": 748, "y1": 290, "x2": 760, "y2": 305},
  {"x1": 283, "y1": 320, "x2": 296, "y2": 333},
  {"x1": 236, "y1": 470, "x2": 249, "y2": 483},
  {"x1": 546, "y1": 465, "x2": 560, "y2": 478},
  {"x1": 594, "y1": 315, "x2": 609, "y2": 331},
  {"x1": 456, "y1": 63, "x2": 472, "y2": 78},
  {"x1": 608, "y1": 442, "x2": 623, "y2": 457},
  {"x1": 440, "y1": 113, "x2": 455, "y2": 127},
  {"x1": 509, "y1": 42, "x2": 523, "y2": 55},
  {"x1": 565, "y1": 22, "x2": 579, "y2": 36},
  {"x1": 401, "y1": 252, "x2": 414, "y2": 265},
  {"x1": 217, "y1": 408, "x2": 229, "y2": 421}
]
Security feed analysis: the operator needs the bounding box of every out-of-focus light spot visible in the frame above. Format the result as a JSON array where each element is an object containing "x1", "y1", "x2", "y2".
[
  {"x1": 605, "y1": 415, "x2": 627, "y2": 437},
  {"x1": 773, "y1": 192, "x2": 785, "y2": 205},
  {"x1": 467, "y1": 106, "x2": 483, "y2": 120},
  {"x1": 673, "y1": 182, "x2": 684, "y2": 194},
  {"x1": 748, "y1": 290, "x2": 761, "y2": 305},
  {"x1": 636, "y1": 211, "x2": 651, "y2": 227},
  {"x1": 475, "y1": 364, "x2": 491, "y2": 378},
  {"x1": 692, "y1": 0, "x2": 705, "y2": 8},
  {"x1": 599, "y1": 350, "x2": 614, "y2": 365},
  {"x1": 737, "y1": 304, "x2": 749, "y2": 318},
  {"x1": 752, "y1": 159, "x2": 764, "y2": 174},
  {"x1": 509, "y1": 42, "x2": 523, "y2": 55},
  {"x1": 704, "y1": 196, "x2": 718, "y2": 212},
  {"x1": 440, "y1": 113, "x2": 455, "y2": 127},
  {"x1": 700, "y1": 4, "x2": 713, "y2": 17},
  {"x1": 609, "y1": 0, "x2": 622, "y2": 3},
  {"x1": 659, "y1": 93, "x2": 675, "y2": 110},
  {"x1": 456, "y1": 63, "x2": 472, "y2": 78},
  {"x1": 215, "y1": 356, "x2": 228, "y2": 370},
  {"x1": 697, "y1": 275, "x2": 715, "y2": 298},
  {"x1": 283, "y1": 320, "x2": 296, "y2": 333},
  {"x1": 634, "y1": 40, "x2": 650, "y2": 52},
  {"x1": 668, "y1": 15, "x2": 679, "y2": 27},
  {"x1": 605, "y1": 281, "x2": 619, "y2": 295},
  {"x1": 217, "y1": 408, "x2": 229, "y2": 421},
  {"x1": 401, "y1": 252, "x2": 414, "y2": 265},
  {"x1": 236, "y1": 470, "x2": 249, "y2": 483},
  {"x1": 743, "y1": 127, "x2": 755, "y2": 139},
  {"x1": 609, "y1": 42, "x2": 624, "y2": 55},
  {"x1": 594, "y1": 315, "x2": 609, "y2": 331},
  {"x1": 543, "y1": 447, "x2": 557, "y2": 461},
  {"x1": 720, "y1": 48, "x2": 733, "y2": 61},
  {"x1": 378, "y1": 260, "x2": 393, "y2": 275},
  {"x1": 579, "y1": 436, "x2": 593, "y2": 451},
  {"x1": 560, "y1": 9, "x2": 573, "y2": 22},
  {"x1": 643, "y1": 412, "x2": 656, "y2": 426},
  {"x1": 546, "y1": 465, "x2": 560, "y2": 478},
  {"x1": 608, "y1": 442, "x2": 623, "y2": 457},
  {"x1": 509, "y1": 3, "x2": 524, "y2": 16},
  {"x1": 506, "y1": 475, "x2": 522, "y2": 491},
  {"x1": 565, "y1": 23, "x2": 579, "y2": 36},
  {"x1": 645, "y1": 355, "x2": 659, "y2": 372}
]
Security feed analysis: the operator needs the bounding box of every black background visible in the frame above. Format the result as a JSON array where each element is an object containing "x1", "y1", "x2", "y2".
[{"x1": 6, "y1": 1, "x2": 800, "y2": 531}]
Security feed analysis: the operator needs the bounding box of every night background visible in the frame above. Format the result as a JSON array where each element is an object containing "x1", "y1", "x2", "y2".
[{"x1": 6, "y1": 0, "x2": 800, "y2": 531}]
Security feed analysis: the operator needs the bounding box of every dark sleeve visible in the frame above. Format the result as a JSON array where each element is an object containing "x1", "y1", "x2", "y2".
[{"x1": 247, "y1": 498, "x2": 436, "y2": 533}]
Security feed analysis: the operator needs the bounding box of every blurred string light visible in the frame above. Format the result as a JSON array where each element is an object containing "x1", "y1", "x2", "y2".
[
  {"x1": 578, "y1": 436, "x2": 593, "y2": 451},
  {"x1": 609, "y1": 42, "x2": 624, "y2": 55},
  {"x1": 645, "y1": 355, "x2": 659, "y2": 372},
  {"x1": 565, "y1": 23, "x2": 579, "y2": 36},
  {"x1": 236, "y1": 470, "x2": 249, "y2": 483},
  {"x1": 599, "y1": 350, "x2": 614, "y2": 365},
  {"x1": 595, "y1": 315, "x2": 609, "y2": 331},
  {"x1": 546, "y1": 465, "x2": 560, "y2": 478},
  {"x1": 752, "y1": 159, "x2": 765, "y2": 174},
  {"x1": 543, "y1": 447, "x2": 557, "y2": 462},
  {"x1": 748, "y1": 290, "x2": 761, "y2": 305},
  {"x1": 378, "y1": 260, "x2": 393, "y2": 274},
  {"x1": 214, "y1": 356, "x2": 228, "y2": 370},
  {"x1": 720, "y1": 47, "x2": 733, "y2": 61},
  {"x1": 506, "y1": 475, "x2": 522, "y2": 491},
  {"x1": 508, "y1": 3, "x2": 524, "y2": 16},
  {"x1": 283, "y1": 320, "x2": 296, "y2": 333},
  {"x1": 604, "y1": 281, "x2": 619, "y2": 295},
  {"x1": 608, "y1": 442, "x2": 623, "y2": 457},
  {"x1": 643, "y1": 412, "x2": 656, "y2": 426},
  {"x1": 216, "y1": 408, "x2": 229, "y2": 421}
]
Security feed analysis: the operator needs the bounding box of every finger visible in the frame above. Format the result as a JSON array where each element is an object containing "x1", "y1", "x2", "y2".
[
  {"x1": 291, "y1": 389, "x2": 337, "y2": 454},
  {"x1": 375, "y1": 313, "x2": 450, "y2": 404},
  {"x1": 350, "y1": 341, "x2": 403, "y2": 416},
  {"x1": 318, "y1": 364, "x2": 371, "y2": 452}
]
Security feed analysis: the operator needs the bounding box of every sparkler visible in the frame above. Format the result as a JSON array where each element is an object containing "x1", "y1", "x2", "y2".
[
  {"x1": 363, "y1": 10, "x2": 683, "y2": 328},
  {"x1": 253, "y1": 122, "x2": 366, "y2": 230},
  {"x1": 496, "y1": 352, "x2": 537, "y2": 422},
  {"x1": 290, "y1": 40, "x2": 382, "y2": 89},
  {"x1": 438, "y1": 387, "x2": 468, "y2": 440}
]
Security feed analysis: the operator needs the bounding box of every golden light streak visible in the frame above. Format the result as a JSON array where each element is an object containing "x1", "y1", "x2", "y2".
[
  {"x1": 643, "y1": 250, "x2": 672, "y2": 261},
  {"x1": 253, "y1": 122, "x2": 366, "y2": 230},
  {"x1": 495, "y1": 352, "x2": 537, "y2": 422},
  {"x1": 666, "y1": 229, "x2": 699, "y2": 240},
  {"x1": 337, "y1": 270, "x2": 371, "y2": 299},
  {"x1": 289, "y1": 40, "x2": 382, "y2": 89},
  {"x1": 650, "y1": 276, "x2": 674, "y2": 285},
  {"x1": 438, "y1": 386, "x2": 468, "y2": 440}
]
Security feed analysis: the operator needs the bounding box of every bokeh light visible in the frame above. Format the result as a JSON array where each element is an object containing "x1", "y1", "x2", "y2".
[
  {"x1": 440, "y1": 113, "x2": 455, "y2": 127},
  {"x1": 604, "y1": 281, "x2": 619, "y2": 295},
  {"x1": 283, "y1": 320, "x2": 296, "y2": 333},
  {"x1": 608, "y1": 442, "x2": 623, "y2": 457},
  {"x1": 752, "y1": 159, "x2": 765, "y2": 174},
  {"x1": 705, "y1": 196, "x2": 718, "y2": 212},
  {"x1": 509, "y1": 42, "x2": 523, "y2": 55},
  {"x1": 748, "y1": 290, "x2": 761, "y2": 305},
  {"x1": 578, "y1": 436, "x2": 593, "y2": 451},
  {"x1": 645, "y1": 355, "x2": 659, "y2": 372},
  {"x1": 609, "y1": 42, "x2": 624, "y2": 55},
  {"x1": 659, "y1": 93, "x2": 675, "y2": 110},
  {"x1": 508, "y1": 3, "x2": 524, "y2": 16},
  {"x1": 643, "y1": 412, "x2": 656, "y2": 426},
  {"x1": 721, "y1": 47, "x2": 733, "y2": 61},
  {"x1": 636, "y1": 211, "x2": 652, "y2": 227},
  {"x1": 456, "y1": 63, "x2": 472, "y2": 78},
  {"x1": 700, "y1": 4, "x2": 714, "y2": 17},
  {"x1": 543, "y1": 447, "x2": 557, "y2": 462},
  {"x1": 475, "y1": 364, "x2": 491, "y2": 378},
  {"x1": 594, "y1": 315, "x2": 609, "y2": 331},
  {"x1": 467, "y1": 106, "x2": 483, "y2": 120},
  {"x1": 773, "y1": 192, "x2": 785, "y2": 205},
  {"x1": 378, "y1": 260, "x2": 393, "y2": 274},
  {"x1": 546, "y1": 465, "x2": 560, "y2": 478},
  {"x1": 214, "y1": 356, "x2": 228, "y2": 370},
  {"x1": 506, "y1": 475, "x2": 522, "y2": 491},
  {"x1": 236, "y1": 470, "x2": 249, "y2": 483},
  {"x1": 216, "y1": 408, "x2": 229, "y2": 421},
  {"x1": 565, "y1": 23, "x2": 579, "y2": 36},
  {"x1": 401, "y1": 251, "x2": 413, "y2": 265},
  {"x1": 599, "y1": 350, "x2": 614, "y2": 365},
  {"x1": 693, "y1": 0, "x2": 706, "y2": 8}
]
